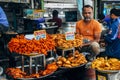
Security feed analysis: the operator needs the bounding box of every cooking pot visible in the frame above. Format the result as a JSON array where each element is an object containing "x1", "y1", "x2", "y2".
[{"x1": 61, "y1": 22, "x2": 76, "y2": 34}]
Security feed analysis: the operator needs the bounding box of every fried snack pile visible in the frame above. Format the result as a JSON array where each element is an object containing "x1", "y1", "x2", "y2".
[
  {"x1": 8, "y1": 35, "x2": 55, "y2": 55},
  {"x1": 6, "y1": 68, "x2": 26, "y2": 79},
  {"x1": 50, "y1": 34, "x2": 83, "y2": 49},
  {"x1": 6, "y1": 62, "x2": 58, "y2": 79},
  {"x1": 56, "y1": 50, "x2": 87, "y2": 68},
  {"x1": 91, "y1": 57, "x2": 120, "y2": 70}
]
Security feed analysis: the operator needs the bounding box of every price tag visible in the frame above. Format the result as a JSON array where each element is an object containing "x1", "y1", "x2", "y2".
[
  {"x1": 65, "y1": 32, "x2": 75, "y2": 40},
  {"x1": 98, "y1": 75, "x2": 106, "y2": 80},
  {"x1": 34, "y1": 30, "x2": 46, "y2": 40}
]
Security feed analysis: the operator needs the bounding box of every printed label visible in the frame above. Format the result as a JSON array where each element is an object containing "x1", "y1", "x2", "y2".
[
  {"x1": 34, "y1": 30, "x2": 46, "y2": 40},
  {"x1": 65, "y1": 32, "x2": 75, "y2": 40}
]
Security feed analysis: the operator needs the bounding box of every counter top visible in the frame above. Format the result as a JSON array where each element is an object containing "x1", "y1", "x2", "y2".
[{"x1": 42, "y1": 26, "x2": 58, "y2": 29}]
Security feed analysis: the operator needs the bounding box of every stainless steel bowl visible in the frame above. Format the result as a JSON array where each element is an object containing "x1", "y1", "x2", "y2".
[{"x1": 0, "y1": 66, "x2": 3, "y2": 75}]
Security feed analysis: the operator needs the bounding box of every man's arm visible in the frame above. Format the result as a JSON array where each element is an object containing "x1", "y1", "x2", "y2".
[
  {"x1": 82, "y1": 33, "x2": 101, "y2": 47},
  {"x1": 76, "y1": 21, "x2": 81, "y2": 34}
]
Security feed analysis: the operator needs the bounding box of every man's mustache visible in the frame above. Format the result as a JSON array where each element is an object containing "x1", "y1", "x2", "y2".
[{"x1": 84, "y1": 17, "x2": 91, "y2": 21}]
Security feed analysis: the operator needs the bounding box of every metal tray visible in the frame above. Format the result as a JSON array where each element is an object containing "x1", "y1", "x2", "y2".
[
  {"x1": 59, "y1": 63, "x2": 86, "y2": 70},
  {"x1": 56, "y1": 47, "x2": 75, "y2": 50},
  {"x1": 8, "y1": 65, "x2": 55, "y2": 80},
  {"x1": 96, "y1": 69, "x2": 120, "y2": 73},
  {"x1": 16, "y1": 72, "x2": 54, "y2": 80}
]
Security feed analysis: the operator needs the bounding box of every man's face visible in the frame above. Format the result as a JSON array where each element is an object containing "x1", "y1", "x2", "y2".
[
  {"x1": 110, "y1": 14, "x2": 114, "y2": 20},
  {"x1": 82, "y1": 7, "x2": 93, "y2": 22}
]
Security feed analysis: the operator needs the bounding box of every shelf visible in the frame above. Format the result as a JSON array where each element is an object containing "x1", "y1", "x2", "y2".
[{"x1": 0, "y1": 0, "x2": 29, "y2": 3}]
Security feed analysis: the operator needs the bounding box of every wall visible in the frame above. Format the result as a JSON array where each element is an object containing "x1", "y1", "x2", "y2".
[{"x1": 84, "y1": 0, "x2": 93, "y2": 6}]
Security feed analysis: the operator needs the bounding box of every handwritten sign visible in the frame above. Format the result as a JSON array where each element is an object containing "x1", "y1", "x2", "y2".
[
  {"x1": 98, "y1": 75, "x2": 106, "y2": 80},
  {"x1": 65, "y1": 32, "x2": 75, "y2": 40},
  {"x1": 34, "y1": 30, "x2": 46, "y2": 40}
]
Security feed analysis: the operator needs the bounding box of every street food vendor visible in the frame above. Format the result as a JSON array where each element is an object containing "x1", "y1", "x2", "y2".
[
  {"x1": 48, "y1": 10, "x2": 62, "y2": 33},
  {"x1": 76, "y1": 5, "x2": 102, "y2": 56},
  {"x1": 62, "y1": 5, "x2": 102, "y2": 80}
]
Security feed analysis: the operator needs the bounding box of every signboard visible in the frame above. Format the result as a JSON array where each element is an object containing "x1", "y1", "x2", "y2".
[
  {"x1": 33, "y1": 10, "x2": 44, "y2": 18},
  {"x1": 34, "y1": 30, "x2": 46, "y2": 40},
  {"x1": 23, "y1": 9, "x2": 44, "y2": 19},
  {"x1": 65, "y1": 32, "x2": 75, "y2": 40}
]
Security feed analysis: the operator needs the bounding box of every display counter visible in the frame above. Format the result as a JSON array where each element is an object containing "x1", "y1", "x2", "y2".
[
  {"x1": 42, "y1": 26, "x2": 58, "y2": 34},
  {"x1": 23, "y1": 17, "x2": 58, "y2": 34}
]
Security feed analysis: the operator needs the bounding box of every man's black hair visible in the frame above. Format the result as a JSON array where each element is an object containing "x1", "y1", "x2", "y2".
[
  {"x1": 110, "y1": 8, "x2": 120, "y2": 16},
  {"x1": 98, "y1": 14, "x2": 105, "y2": 20},
  {"x1": 82, "y1": 5, "x2": 93, "y2": 11},
  {"x1": 52, "y1": 10, "x2": 59, "y2": 17}
]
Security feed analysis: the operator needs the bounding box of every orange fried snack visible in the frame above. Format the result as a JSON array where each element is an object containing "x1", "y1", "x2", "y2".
[
  {"x1": 8, "y1": 35, "x2": 56, "y2": 55},
  {"x1": 6, "y1": 62, "x2": 58, "y2": 79}
]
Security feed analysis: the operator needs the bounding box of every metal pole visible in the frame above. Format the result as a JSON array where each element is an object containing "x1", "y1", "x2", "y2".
[{"x1": 31, "y1": 0, "x2": 34, "y2": 9}]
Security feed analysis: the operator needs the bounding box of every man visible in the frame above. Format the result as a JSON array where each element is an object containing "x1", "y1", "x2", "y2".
[
  {"x1": 48, "y1": 10, "x2": 62, "y2": 33},
  {"x1": 63, "y1": 5, "x2": 102, "y2": 80},
  {"x1": 75, "y1": 5, "x2": 102, "y2": 80},
  {"x1": 0, "y1": 6, "x2": 9, "y2": 33},
  {"x1": 0, "y1": 7, "x2": 15, "y2": 68},
  {"x1": 105, "y1": 8, "x2": 120, "y2": 59},
  {"x1": 0, "y1": 6, "x2": 9, "y2": 71},
  {"x1": 76, "y1": 5, "x2": 102, "y2": 57}
]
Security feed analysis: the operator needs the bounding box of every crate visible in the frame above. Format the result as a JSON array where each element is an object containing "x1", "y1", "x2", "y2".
[{"x1": 96, "y1": 70, "x2": 120, "y2": 80}]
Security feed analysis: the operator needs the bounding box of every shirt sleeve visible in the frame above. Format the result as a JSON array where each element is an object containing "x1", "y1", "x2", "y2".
[
  {"x1": 0, "y1": 7, "x2": 9, "y2": 27},
  {"x1": 94, "y1": 21, "x2": 102, "y2": 34},
  {"x1": 105, "y1": 19, "x2": 119, "y2": 41},
  {"x1": 109, "y1": 21, "x2": 119, "y2": 40},
  {"x1": 57, "y1": 19, "x2": 62, "y2": 27},
  {"x1": 76, "y1": 21, "x2": 80, "y2": 34}
]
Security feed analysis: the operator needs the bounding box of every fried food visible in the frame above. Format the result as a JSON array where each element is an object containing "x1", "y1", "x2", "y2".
[
  {"x1": 6, "y1": 68, "x2": 26, "y2": 79},
  {"x1": 50, "y1": 34, "x2": 83, "y2": 49},
  {"x1": 8, "y1": 34, "x2": 56, "y2": 55},
  {"x1": 91, "y1": 57, "x2": 120, "y2": 70},
  {"x1": 56, "y1": 50, "x2": 87, "y2": 68},
  {"x1": 6, "y1": 62, "x2": 58, "y2": 79}
]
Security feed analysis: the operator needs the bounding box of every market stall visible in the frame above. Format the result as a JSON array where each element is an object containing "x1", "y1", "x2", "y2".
[{"x1": 4, "y1": 31, "x2": 89, "y2": 80}]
